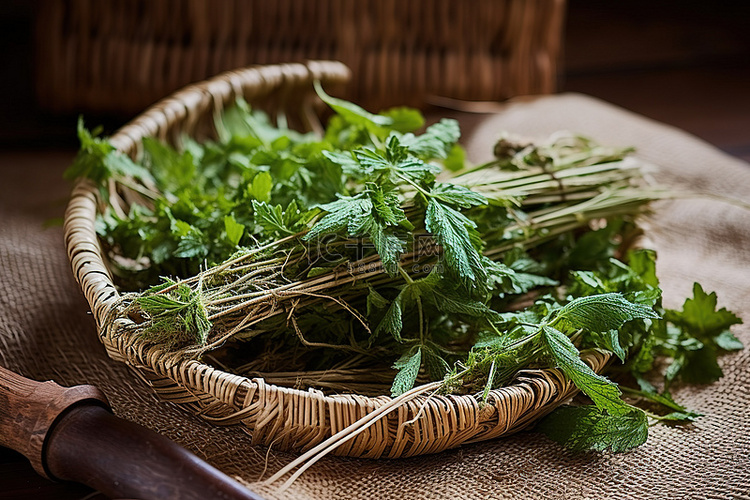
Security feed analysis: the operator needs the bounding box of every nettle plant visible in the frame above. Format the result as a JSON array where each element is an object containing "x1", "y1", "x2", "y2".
[{"x1": 68, "y1": 84, "x2": 743, "y2": 452}]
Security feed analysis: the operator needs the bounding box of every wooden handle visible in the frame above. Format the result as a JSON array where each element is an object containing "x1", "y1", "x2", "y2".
[
  {"x1": 0, "y1": 365, "x2": 109, "y2": 478},
  {"x1": 0, "y1": 366, "x2": 264, "y2": 500},
  {"x1": 46, "y1": 405, "x2": 266, "y2": 500}
]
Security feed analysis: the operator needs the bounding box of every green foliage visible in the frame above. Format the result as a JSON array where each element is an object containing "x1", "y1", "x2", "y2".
[
  {"x1": 69, "y1": 88, "x2": 743, "y2": 457},
  {"x1": 375, "y1": 289, "x2": 406, "y2": 342},
  {"x1": 541, "y1": 325, "x2": 630, "y2": 415},
  {"x1": 399, "y1": 118, "x2": 461, "y2": 159},
  {"x1": 304, "y1": 195, "x2": 374, "y2": 241},
  {"x1": 248, "y1": 171, "x2": 273, "y2": 202},
  {"x1": 252, "y1": 199, "x2": 311, "y2": 237},
  {"x1": 224, "y1": 215, "x2": 245, "y2": 246},
  {"x1": 66, "y1": 118, "x2": 153, "y2": 188},
  {"x1": 135, "y1": 280, "x2": 211, "y2": 345},
  {"x1": 666, "y1": 283, "x2": 742, "y2": 340},
  {"x1": 314, "y1": 81, "x2": 395, "y2": 131},
  {"x1": 659, "y1": 283, "x2": 744, "y2": 386},
  {"x1": 391, "y1": 347, "x2": 422, "y2": 397},
  {"x1": 142, "y1": 137, "x2": 196, "y2": 193},
  {"x1": 425, "y1": 199, "x2": 486, "y2": 287},
  {"x1": 444, "y1": 144, "x2": 467, "y2": 172},
  {"x1": 430, "y1": 183, "x2": 488, "y2": 209},
  {"x1": 554, "y1": 293, "x2": 660, "y2": 334},
  {"x1": 537, "y1": 406, "x2": 649, "y2": 453}
]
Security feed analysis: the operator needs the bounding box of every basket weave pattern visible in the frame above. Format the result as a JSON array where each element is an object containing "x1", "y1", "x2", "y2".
[
  {"x1": 64, "y1": 61, "x2": 608, "y2": 458},
  {"x1": 37, "y1": 0, "x2": 565, "y2": 114}
]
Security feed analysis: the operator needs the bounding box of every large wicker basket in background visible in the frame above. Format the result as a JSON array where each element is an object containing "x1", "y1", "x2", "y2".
[
  {"x1": 36, "y1": 0, "x2": 565, "y2": 115},
  {"x1": 64, "y1": 61, "x2": 609, "y2": 458}
]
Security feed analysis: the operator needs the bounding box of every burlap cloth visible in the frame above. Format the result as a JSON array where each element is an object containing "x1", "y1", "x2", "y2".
[{"x1": 1, "y1": 93, "x2": 749, "y2": 499}]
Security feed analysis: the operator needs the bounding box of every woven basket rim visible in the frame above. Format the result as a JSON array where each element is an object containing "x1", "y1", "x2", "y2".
[{"x1": 63, "y1": 60, "x2": 609, "y2": 458}]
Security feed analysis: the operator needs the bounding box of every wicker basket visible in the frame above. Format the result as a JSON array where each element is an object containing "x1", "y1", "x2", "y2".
[
  {"x1": 36, "y1": 0, "x2": 565, "y2": 115},
  {"x1": 64, "y1": 60, "x2": 609, "y2": 459}
]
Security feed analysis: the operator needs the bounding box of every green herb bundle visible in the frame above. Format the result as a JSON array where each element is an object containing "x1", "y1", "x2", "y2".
[{"x1": 68, "y1": 85, "x2": 743, "y2": 453}]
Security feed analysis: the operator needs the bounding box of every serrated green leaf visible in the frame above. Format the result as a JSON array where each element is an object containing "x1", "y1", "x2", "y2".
[
  {"x1": 626, "y1": 387, "x2": 701, "y2": 420},
  {"x1": 391, "y1": 348, "x2": 422, "y2": 397},
  {"x1": 631, "y1": 288, "x2": 662, "y2": 308},
  {"x1": 399, "y1": 118, "x2": 460, "y2": 159},
  {"x1": 429, "y1": 283, "x2": 495, "y2": 318},
  {"x1": 322, "y1": 150, "x2": 361, "y2": 175},
  {"x1": 65, "y1": 119, "x2": 114, "y2": 183},
  {"x1": 66, "y1": 118, "x2": 154, "y2": 185},
  {"x1": 587, "y1": 329, "x2": 628, "y2": 363},
  {"x1": 555, "y1": 293, "x2": 659, "y2": 334},
  {"x1": 369, "y1": 186, "x2": 409, "y2": 226},
  {"x1": 504, "y1": 248, "x2": 547, "y2": 274},
  {"x1": 486, "y1": 251, "x2": 558, "y2": 295},
  {"x1": 509, "y1": 272, "x2": 558, "y2": 295},
  {"x1": 354, "y1": 147, "x2": 390, "y2": 173},
  {"x1": 142, "y1": 137, "x2": 195, "y2": 193},
  {"x1": 654, "y1": 283, "x2": 742, "y2": 387},
  {"x1": 431, "y1": 183, "x2": 488, "y2": 209},
  {"x1": 174, "y1": 228, "x2": 209, "y2": 259},
  {"x1": 170, "y1": 218, "x2": 193, "y2": 237},
  {"x1": 541, "y1": 325, "x2": 629, "y2": 415},
  {"x1": 538, "y1": 406, "x2": 648, "y2": 453},
  {"x1": 424, "y1": 199, "x2": 486, "y2": 287},
  {"x1": 472, "y1": 330, "x2": 509, "y2": 350},
  {"x1": 347, "y1": 208, "x2": 375, "y2": 236},
  {"x1": 304, "y1": 195, "x2": 373, "y2": 241},
  {"x1": 368, "y1": 222, "x2": 405, "y2": 277},
  {"x1": 282, "y1": 199, "x2": 314, "y2": 229},
  {"x1": 375, "y1": 291, "x2": 405, "y2": 342},
  {"x1": 665, "y1": 283, "x2": 742, "y2": 341},
  {"x1": 253, "y1": 200, "x2": 295, "y2": 236},
  {"x1": 386, "y1": 135, "x2": 441, "y2": 178},
  {"x1": 394, "y1": 158, "x2": 442, "y2": 179},
  {"x1": 659, "y1": 411, "x2": 698, "y2": 422}
]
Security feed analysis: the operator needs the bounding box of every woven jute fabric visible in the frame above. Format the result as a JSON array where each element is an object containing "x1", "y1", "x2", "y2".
[{"x1": 1, "y1": 94, "x2": 749, "y2": 499}]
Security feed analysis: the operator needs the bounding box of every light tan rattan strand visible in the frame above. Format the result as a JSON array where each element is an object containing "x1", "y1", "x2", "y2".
[{"x1": 64, "y1": 61, "x2": 609, "y2": 459}]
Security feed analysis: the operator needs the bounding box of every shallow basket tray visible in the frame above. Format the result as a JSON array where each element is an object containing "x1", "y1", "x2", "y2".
[{"x1": 64, "y1": 61, "x2": 610, "y2": 459}]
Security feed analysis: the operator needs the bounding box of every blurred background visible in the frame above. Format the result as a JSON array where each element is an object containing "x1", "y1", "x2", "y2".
[{"x1": 1, "y1": 0, "x2": 749, "y2": 160}]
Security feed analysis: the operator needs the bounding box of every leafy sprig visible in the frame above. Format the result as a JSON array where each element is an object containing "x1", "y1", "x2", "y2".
[{"x1": 67, "y1": 85, "x2": 744, "y2": 456}]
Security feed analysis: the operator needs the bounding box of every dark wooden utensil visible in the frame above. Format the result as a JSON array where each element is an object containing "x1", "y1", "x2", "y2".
[{"x1": 0, "y1": 365, "x2": 265, "y2": 500}]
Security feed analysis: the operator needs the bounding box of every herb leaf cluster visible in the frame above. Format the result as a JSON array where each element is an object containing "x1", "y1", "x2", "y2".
[{"x1": 68, "y1": 85, "x2": 743, "y2": 454}]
